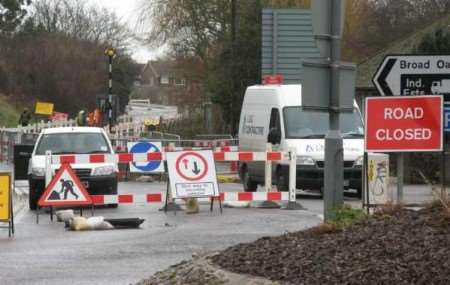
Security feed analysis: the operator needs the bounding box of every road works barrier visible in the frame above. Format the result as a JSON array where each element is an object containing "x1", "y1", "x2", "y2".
[
  {"x1": 90, "y1": 192, "x2": 289, "y2": 205},
  {"x1": 47, "y1": 149, "x2": 298, "y2": 208},
  {"x1": 50, "y1": 151, "x2": 286, "y2": 164}
]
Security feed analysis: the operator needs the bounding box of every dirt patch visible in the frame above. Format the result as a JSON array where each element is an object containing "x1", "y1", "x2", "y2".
[{"x1": 211, "y1": 208, "x2": 450, "y2": 284}]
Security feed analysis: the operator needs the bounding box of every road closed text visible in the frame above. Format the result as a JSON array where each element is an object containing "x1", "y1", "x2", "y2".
[
  {"x1": 375, "y1": 107, "x2": 431, "y2": 141},
  {"x1": 375, "y1": 128, "x2": 431, "y2": 141},
  {"x1": 365, "y1": 96, "x2": 442, "y2": 152}
]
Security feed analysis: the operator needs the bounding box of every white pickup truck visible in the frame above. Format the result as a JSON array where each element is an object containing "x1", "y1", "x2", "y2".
[{"x1": 27, "y1": 127, "x2": 118, "y2": 210}]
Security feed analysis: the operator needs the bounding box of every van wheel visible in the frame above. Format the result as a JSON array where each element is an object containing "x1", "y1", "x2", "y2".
[
  {"x1": 276, "y1": 169, "x2": 289, "y2": 192},
  {"x1": 242, "y1": 168, "x2": 257, "y2": 192}
]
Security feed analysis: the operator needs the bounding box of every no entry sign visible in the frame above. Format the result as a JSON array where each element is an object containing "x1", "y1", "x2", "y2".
[
  {"x1": 166, "y1": 150, "x2": 219, "y2": 199},
  {"x1": 365, "y1": 96, "x2": 443, "y2": 152}
]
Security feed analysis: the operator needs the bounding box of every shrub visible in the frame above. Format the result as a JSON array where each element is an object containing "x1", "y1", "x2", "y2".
[{"x1": 328, "y1": 205, "x2": 368, "y2": 229}]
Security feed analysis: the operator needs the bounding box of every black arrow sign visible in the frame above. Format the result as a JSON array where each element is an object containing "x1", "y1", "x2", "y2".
[
  {"x1": 192, "y1": 161, "x2": 201, "y2": 175},
  {"x1": 373, "y1": 58, "x2": 397, "y2": 95}
]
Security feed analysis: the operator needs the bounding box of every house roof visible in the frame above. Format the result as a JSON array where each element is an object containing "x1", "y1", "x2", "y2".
[
  {"x1": 357, "y1": 14, "x2": 450, "y2": 89},
  {"x1": 142, "y1": 60, "x2": 183, "y2": 78}
]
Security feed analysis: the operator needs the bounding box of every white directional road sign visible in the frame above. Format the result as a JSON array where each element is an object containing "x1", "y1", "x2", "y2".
[
  {"x1": 373, "y1": 55, "x2": 450, "y2": 98},
  {"x1": 166, "y1": 150, "x2": 219, "y2": 199}
]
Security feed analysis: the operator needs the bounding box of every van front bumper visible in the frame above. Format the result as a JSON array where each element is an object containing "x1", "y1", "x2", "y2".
[{"x1": 280, "y1": 164, "x2": 362, "y2": 190}]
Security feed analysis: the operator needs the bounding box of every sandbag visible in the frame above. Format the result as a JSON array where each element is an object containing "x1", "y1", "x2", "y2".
[
  {"x1": 70, "y1": 216, "x2": 90, "y2": 231},
  {"x1": 56, "y1": 209, "x2": 75, "y2": 222},
  {"x1": 86, "y1": 216, "x2": 104, "y2": 228},
  {"x1": 68, "y1": 216, "x2": 114, "y2": 231},
  {"x1": 96, "y1": 221, "x2": 114, "y2": 230},
  {"x1": 185, "y1": 198, "x2": 199, "y2": 214}
]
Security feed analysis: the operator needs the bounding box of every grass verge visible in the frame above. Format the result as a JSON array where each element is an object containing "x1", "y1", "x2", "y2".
[{"x1": 0, "y1": 95, "x2": 20, "y2": 127}]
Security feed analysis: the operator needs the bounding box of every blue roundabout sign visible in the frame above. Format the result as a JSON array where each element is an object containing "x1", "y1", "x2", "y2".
[{"x1": 129, "y1": 142, "x2": 162, "y2": 172}]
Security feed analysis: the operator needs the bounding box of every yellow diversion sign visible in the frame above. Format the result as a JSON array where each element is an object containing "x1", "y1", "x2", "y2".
[
  {"x1": 0, "y1": 173, "x2": 11, "y2": 221},
  {"x1": 35, "y1": 101, "x2": 54, "y2": 115}
]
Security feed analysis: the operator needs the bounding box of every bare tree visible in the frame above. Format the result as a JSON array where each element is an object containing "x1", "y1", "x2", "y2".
[{"x1": 30, "y1": 0, "x2": 132, "y2": 49}]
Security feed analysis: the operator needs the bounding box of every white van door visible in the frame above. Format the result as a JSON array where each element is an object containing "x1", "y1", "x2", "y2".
[{"x1": 249, "y1": 107, "x2": 282, "y2": 182}]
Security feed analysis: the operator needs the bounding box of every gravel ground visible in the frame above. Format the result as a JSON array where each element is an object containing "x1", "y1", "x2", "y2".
[
  {"x1": 135, "y1": 254, "x2": 279, "y2": 285},
  {"x1": 212, "y1": 206, "x2": 450, "y2": 284}
]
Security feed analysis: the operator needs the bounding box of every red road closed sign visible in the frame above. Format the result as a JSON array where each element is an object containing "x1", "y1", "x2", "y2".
[{"x1": 365, "y1": 96, "x2": 443, "y2": 152}]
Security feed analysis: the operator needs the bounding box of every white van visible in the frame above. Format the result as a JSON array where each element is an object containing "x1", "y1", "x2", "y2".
[
  {"x1": 238, "y1": 84, "x2": 364, "y2": 196},
  {"x1": 28, "y1": 127, "x2": 118, "y2": 210}
]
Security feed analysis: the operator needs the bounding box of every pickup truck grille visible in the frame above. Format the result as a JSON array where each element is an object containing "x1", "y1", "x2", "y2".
[
  {"x1": 55, "y1": 167, "x2": 91, "y2": 179},
  {"x1": 73, "y1": 168, "x2": 91, "y2": 179}
]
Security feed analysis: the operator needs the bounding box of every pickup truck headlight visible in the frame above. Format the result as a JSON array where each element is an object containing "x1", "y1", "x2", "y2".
[
  {"x1": 92, "y1": 165, "x2": 115, "y2": 176},
  {"x1": 31, "y1": 167, "x2": 45, "y2": 177},
  {"x1": 296, "y1": 155, "x2": 315, "y2": 165},
  {"x1": 354, "y1": 156, "x2": 363, "y2": 166}
]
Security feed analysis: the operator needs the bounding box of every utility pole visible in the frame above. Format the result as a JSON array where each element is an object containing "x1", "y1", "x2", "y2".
[
  {"x1": 302, "y1": 0, "x2": 356, "y2": 221},
  {"x1": 104, "y1": 47, "x2": 116, "y2": 131},
  {"x1": 230, "y1": 0, "x2": 237, "y2": 135},
  {"x1": 324, "y1": 0, "x2": 344, "y2": 220}
]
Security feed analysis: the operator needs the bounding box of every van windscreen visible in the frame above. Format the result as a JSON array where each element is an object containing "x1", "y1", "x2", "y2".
[{"x1": 283, "y1": 107, "x2": 364, "y2": 139}]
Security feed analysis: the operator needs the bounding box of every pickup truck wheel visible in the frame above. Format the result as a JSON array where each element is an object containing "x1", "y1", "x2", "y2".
[
  {"x1": 276, "y1": 169, "x2": 289, "y2": 192},
  {"x1": 29, "y1": 184, "x2": 41, "y2": 210},
  {"x1": 242, "y1": 167, "x2": 257, "y2": 192}
]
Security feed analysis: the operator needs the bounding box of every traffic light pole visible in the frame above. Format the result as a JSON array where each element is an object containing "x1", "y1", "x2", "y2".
[
  {"x1": 105, "y1": 48, "x2": 116, "y2": 132},
  {"x1": 108, "y1": 55, "x2": 113, "y2": 129}
]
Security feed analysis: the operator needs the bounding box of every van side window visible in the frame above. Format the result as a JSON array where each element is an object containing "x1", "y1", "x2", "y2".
[{"x1": 269, "y1": 108, "x2": 281, "y2": 132}]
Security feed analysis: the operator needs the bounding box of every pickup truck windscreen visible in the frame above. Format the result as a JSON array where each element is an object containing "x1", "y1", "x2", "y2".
[
  {"x1": 283, "y1": 107, "x2": 364, "y2": 139},
  {"x1": 35, "y1": 133, "x2": 111, "y2": 155}
]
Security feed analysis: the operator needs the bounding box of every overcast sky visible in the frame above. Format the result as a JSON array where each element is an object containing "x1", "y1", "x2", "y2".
[{"x1": 89, "y1": 0, "x2": 164, "y2": 63}]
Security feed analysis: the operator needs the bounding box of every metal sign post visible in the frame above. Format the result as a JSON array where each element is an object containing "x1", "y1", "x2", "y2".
[{"x1": 302, "y1": 0, "x2": 356, "y2": 221}]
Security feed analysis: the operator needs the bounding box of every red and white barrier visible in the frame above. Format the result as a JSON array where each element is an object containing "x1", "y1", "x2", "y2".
[
  {"x1": 51, "y1": 151, "x2": 288, "y2": 164},
  {"x1": 91, "y1": 193, "x2": 163, "y2": 204},
  {"x1": 90, "y1": 191, "x2": 289, "y2": 205},
  {"x1": 46, "y1": 148, "x2": 298, "y2": 207}
]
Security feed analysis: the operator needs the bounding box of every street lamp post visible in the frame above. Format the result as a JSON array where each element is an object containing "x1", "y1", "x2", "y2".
[{"x1": 104, "y1": 47, "x2": 116, "y2": 131}]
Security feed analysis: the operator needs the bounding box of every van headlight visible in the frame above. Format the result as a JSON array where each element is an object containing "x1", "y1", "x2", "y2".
[
  {"x1": 354, "y1": 156, "x2": 363, "y2": 166},
  {"x1": 92, "y1": 166, "x2": 115, "y2": 176},
  {"x1": 296, "y1": 156, "x2": 315, "y2": 165},
  {"x1": 31, "y1": 167, "x2": 45, "y2": 177}
]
